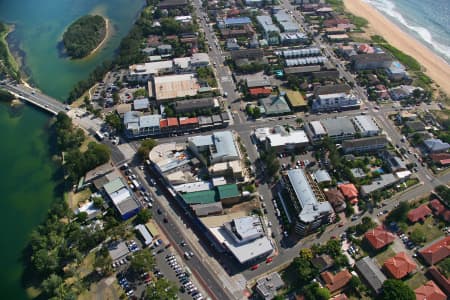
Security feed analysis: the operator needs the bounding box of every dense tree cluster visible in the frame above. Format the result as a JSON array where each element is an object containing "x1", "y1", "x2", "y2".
[
  {"x1": 63, "y1": 15, "x2": 106, "y2": 59},
  {"x1": 137, "y1": 139, "x2": 158, "y2": 161},
  {"x1": 378, "y1": 279, "x2": 415, "y2": 300},
  {"x1": 0, "y1": 22, "x2": 20, "y2": 80},
  {"x1": 54, "y1": 112, "x2": 110, "y2": 183}
]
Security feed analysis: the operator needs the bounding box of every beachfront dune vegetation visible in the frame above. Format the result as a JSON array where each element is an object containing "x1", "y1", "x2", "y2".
[
  {"x1": 326, "y1": 0, "x2": 368, "y2": 29},
  {"x1": 62, "y1": 15, "x2": 106, "y2": 59}
]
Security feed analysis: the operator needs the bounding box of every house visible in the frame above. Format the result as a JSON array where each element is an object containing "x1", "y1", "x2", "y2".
[
  {"x1": 255, "y1": 272, "x2": 285, "y2": 300},
  {"x1": 365, "y1": 226, "x2": 395, "y2": 250},
  {"x1": 352, "y1": 116, "x2": 380, "y2": 137},
  {"x1": 415, "y1": 280, "x2": 447, "y2": 300},
  {"x1": 419, "y1": 236, "x2": 450, "y2": 265},
  {"x1": 408, "y1": 204, "x2": 432, "y2": 223},
  {"x1": 314, "y1": 169, "x2": 332, "y2": 184},
  {"x1": 282, "y1": 169, "x2": 333, "y2": 236},
  {"x1": 383, "y1": 252, "x2": 416, "y2": 279},
  {"x1": 259, "y1": 95, "x2": 292, "y2": 116},
  {"x1": 430, "y1": 153, "x2": 450, "y2": 166},
  {"x1": 381, "y1": 150, "x2": 407, "y2": 172},
  {"x1": 249, "y1": 87, "x2": 272, "y2": 98},
  {"x1": 355, "y1": 256, "x2": 387, "y2": 294},
  {"x1": 360, "y1": 174, "x2": 398, "y2": 196},
  {"x1": 342, "y1": 135, "x2": 388, "y2": 154},
  {"x1": 405, "y1": 120, "x2": 426, "y2": 132},
  {"x1": 351, "y1": 53, "x2": 393, "y2": 71},
  {"x1": 324, "y1": 189, "x2": 347, "y2": 213},
  {"x1": 339, "y1": 183, "x2": 358, "y2": 204},
  {"x1": 321, "y1": 269, "x2": 352, "y2": 294},
  {"x1": 311, "y1": 254, "x2": 335, "y2": 272},
  {"x1": 427, "y1": 267, "x2": 450, "y2": 296},
  {"x1": 424, "y1": 139, "x2": 450, "y2": 154}
]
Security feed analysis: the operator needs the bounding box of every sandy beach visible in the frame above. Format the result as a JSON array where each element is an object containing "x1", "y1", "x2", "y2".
[{"x1": 343, "y1": 0, "x2": 450, "y2": 96}]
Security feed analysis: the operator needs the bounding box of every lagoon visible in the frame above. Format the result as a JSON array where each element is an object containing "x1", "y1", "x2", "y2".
[{"x1": 0, "y1": 0, "x2": 145, "y2": 298}]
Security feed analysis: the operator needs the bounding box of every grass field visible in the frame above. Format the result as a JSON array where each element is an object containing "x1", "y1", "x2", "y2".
[
  {"x1": 405, "y1": 271, "x2": 427, "y2": 290},
  {"x1": 408, "y1": 217, "x2": 444, "y2": 245},
  {"x1": 374, "y1": 247, "x2": 396, "y2": 265}
]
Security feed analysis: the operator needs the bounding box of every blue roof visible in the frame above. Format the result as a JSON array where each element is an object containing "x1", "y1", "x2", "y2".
[{"x1": 224, "y1": 17, "x2": 251, "y2": 26}]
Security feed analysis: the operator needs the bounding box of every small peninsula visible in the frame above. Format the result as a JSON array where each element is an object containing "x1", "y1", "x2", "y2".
[{"x1": 62, "y1": 15, "x2": 107, "y2": 59}]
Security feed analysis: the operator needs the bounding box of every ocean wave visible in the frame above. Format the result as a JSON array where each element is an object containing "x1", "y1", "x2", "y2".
[{"x1": 364, "y1": 0, "x2": 450, "y2": 63}]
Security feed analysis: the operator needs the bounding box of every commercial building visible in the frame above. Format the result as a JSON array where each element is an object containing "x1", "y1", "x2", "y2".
[
  {"x1": 265, "y1": 126, "x2": 310, "y2": 152},
  {"x1": 209, "y1": 216, "x2": 274, "y2": 264},
  {"x1": 174, "y1": 98, "x2": 218, "y2": 114},
  {"x1": 355, "y1": 256, "x2": 386, "y2": 294},
  {"x1": 274, "y1": 10, "x2": 299, "y2": 32},
  {"x1": 256, "y1": 15, "x2": 280, "y2": 45},
  {"x1": 188, "y1": 131, "x2": 240, "y2": 164},
  {"x1": 255, "y1": 272, "x2": 285, "y2": 300},
  {"x1": 127, "y1": 60, "x2": 174, "y2": 82},
  {"x1": 282, "y1": 169, "x2": 333, "y2": 236},
  {"x1": 158, "y1": 0, "x2": 188, "y2": 9},
  {"x1": 280, "y1": 32, "x2": 308, "y2": 44},
  {"x1": 151, "y1": 73, "x2": 200, "y2": 102},
  {"x1": 305, "y1": 120, "x2": 327, "y2": 142},
  {"x1": 381, "y1": 151, "x2": 407, "y2": 172},
  {"x1": 124, "y1": 112, "x2": 161, "y2": 138},
  {"x1": 103, "y1": 177, "x2": 140, "y2": 220},
  {"x1": 352, "y1": 115, "x2": 380, "y2": 137},
  {"x1": 311, "y1": 92, "x2": 360, "y2": 112},
  {"x1": 135, "y1": 224, "x2": 153, "y2": 246},
  {"x1": 280, "y1": 48, "x2": 321, "y2": 58},
  {"x1": 351, "y1": 53, "x2": 393, "y2": 71},
  {"x1": 342, "y1": 135, "x2": 388, "y2": 154},
  {"x1": 133, "y1": 98, "x2": 149, "y2": 111},
  {"x1": 321, "y1": 117, "x2": 356, "y2": 141}
]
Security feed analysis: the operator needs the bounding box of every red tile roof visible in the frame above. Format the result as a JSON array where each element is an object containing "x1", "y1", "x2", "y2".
[
  {"x1": 321, "y1": 269, "x2": 352, "y2": 293},
  {"x1": 383, "y1": 252, "x2": 416, "y2": 279},
  {"x1": 408, "y1": 204, "x2": 432, "y2": 223},
  {"x1": 339, "y1": 184, "x2": 358, "y2": 199},
  {"x1": 439, "y1": 158, "x2": 450, "y2": 165},
  {"x1": 420, "y1": 236, "x2": 450, "y2": 265},
  {"x1": 167, "y1": 117, "x2": 179, "y2": 127},
  {"x1": 430, "y1": 199, "x2": 446, "y2": 215},
  {"x1": 427, "y1": 267, "x2": 450, "y2": 295},
  {"x1": 430, "y1": 153, "x2": 450, "y2": 164},
  {"x1": 415, "y1": 280, "x2": 447, "y2": 300},
  {"x1": 179, "y1": 117, "x2": 198, "y2": 125},
  {"x1": 160, "y1": 119, "x2": 168, "y2": 128},
  {"x1": 365, "y1": 226, "x2": 396, "y2": 250},
  {"x1": 249, "y1": 87, "x2": 272, "y2": 96}
]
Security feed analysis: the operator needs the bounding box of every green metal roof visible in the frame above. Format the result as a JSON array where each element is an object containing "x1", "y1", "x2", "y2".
[
  {"x1": 217, "y1": 184, "x2": 240, "y2": 199},
  {"x1": 103, "y1": 177, "x2": 125, "y2": 194},
  {"x1": 182, "y1": 190, "x2": 218, "y2": 204}
]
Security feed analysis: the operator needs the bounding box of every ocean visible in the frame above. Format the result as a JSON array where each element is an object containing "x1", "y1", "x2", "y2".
[{"x1": 364, "y1": 0, "x2": 450, "y2": 65}]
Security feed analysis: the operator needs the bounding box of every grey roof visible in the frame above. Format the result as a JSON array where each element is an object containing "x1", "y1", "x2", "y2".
[
  {"x1": 174, "y1": 98, "x2": 215, "y2": 113},
  {"x1": 284, "y1": 65, "x2": 321, "y2": 74},
  {"x1": 256, "y1": 15, "x2": 280, "y2": 34},
  {"x1": 351, "y1": 168, "x2": 366, "y2": 178},
  {"x1": 314, "y1": 169, "x2": 332, "y2": 183},
  {"x1": 424, "y1": 139, "x2": 450, "y2": 152},
  {"x1": 189, "y1": 135, "x2": 214, "y2": 147},
  {"x1": 286, "y1": 169, "x2": 332, "y2": 223},
  {"x1": 260, "y1": 95, "x2": 292, "y2": 115},
  {"x1": 134, "y1": 224, "x2": 153, "y2": 246},
  {"x1": 342, "y1": 135, "x2": 388, "y2": 150},
  {"x1": 314, "y1": 84, "x2": 351, "y2": 96},
  {"x1": 355, "y1": 256, "x2": 386, "y2": 293},
  {"x1": 360, "y1": 174, "x2": 398, "y2": 195},
  {"x1": 211, "y1": 131, "x2": 239, "y2": 161},
  {"x1": 191, "y1": 52, "x2": 210, "y2": 65},
  {"x1": 352, "y1": 115, "x2": 379, "y2": 134},
  {"x1": 192, "y1": 202, "x2": 223, "y2": 217},
  {"x1": 256, "y1": 272, "x2": 285, "y2": 300},
  {"x1": 133, "y1": 98, "x2": 149, "y2": 110},
  {"x1": 139, "y1": 114, "x2": 161, "y2": 128},
  {"x1": 321, "y1": 117, "x2": 356, "y2": 136},
  {"x1": 274, "y1": 10, "x2": 298, "y2": 32}
]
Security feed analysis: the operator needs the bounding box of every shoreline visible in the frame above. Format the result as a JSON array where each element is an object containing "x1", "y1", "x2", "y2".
[
  {"x1": 86, "y1": 16, "x2": 110, "y2": 57},
  {"x1": 343, "y1": 0, "x2": 450, "y2": 96}
]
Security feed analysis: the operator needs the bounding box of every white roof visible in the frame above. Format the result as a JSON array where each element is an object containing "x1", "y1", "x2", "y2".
[
  {"x1": 310, "y1": 120, "x2": 326, "y2": 135},
  {"x1": 353, "y1": 115, "x2": 379, "y2": 133},
  {"x1": 174, "y1": 181, "x2": 212, "y2": 193},
  {"x1": 211, "y1": 131, "x2": 239, "y2": 161},
  {"x1": 395, "y1": 170, "x2": 412, "y2": 179},
  {"x1": 233, "y1": 216, "x2": 264, "y2": 242},
  {"x1": 135, "y1": 224, "x2": 153, "y2": 246},
  {"x1": 129, "y1": 60, "x2": 173, "y2": 76},
  {"x1": 267, "y1": 130, "x2": 309, "y2": 147},
  {"x1": 139, "y1": 114, "x2": 161, "y2": 128}
]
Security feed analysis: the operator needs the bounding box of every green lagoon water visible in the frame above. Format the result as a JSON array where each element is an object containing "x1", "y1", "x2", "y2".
[{"x1": 0, "y1": 0, "x2": 145, "y2": 298}]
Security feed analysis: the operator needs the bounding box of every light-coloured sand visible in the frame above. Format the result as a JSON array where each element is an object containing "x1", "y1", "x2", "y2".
[{"x1": 344, "y1": 0, "x2": 450, "y2": 95}]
